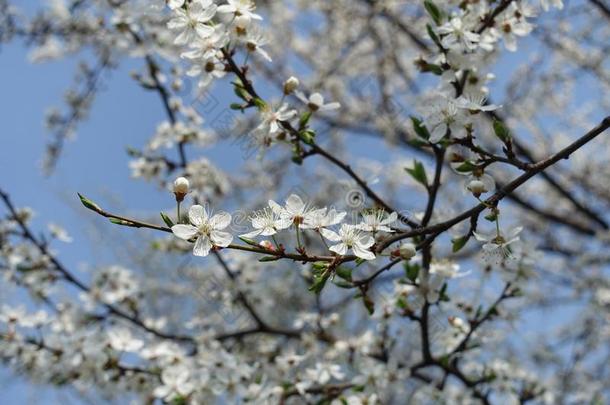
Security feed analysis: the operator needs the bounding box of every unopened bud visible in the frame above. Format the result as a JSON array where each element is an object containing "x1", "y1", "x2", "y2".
[
  {"x1": 399, "y1": 243, "x2": 417, "y2": 260},
  {"x1": 466, "y1": 179, "x2": 486, "y2": 197},
  {"x1": 173, "y1": 177, "x2": 190, "y2": 202},
  {"x1": 283, "y1": 76, "x2": 300, "y2": 95},
  {"x1": 259, "y1": 240, "x2": 274, "y2": 251}
]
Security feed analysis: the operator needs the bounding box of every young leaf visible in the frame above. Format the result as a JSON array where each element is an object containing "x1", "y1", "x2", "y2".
[
  {"x1": 424, "y1": 0, "x2": 443, "y2": 26},
  {"x1": 411, "y1": 117, "x2": 431, "y2": 140},
  {"x1": 309, "y1": 271, "x2": 331, "y2": 294},
  {"x1": 160, "y1": 212, "x2": 174, "y2": 228},
  {"x1": 405, "y1": 262, "x2": 420, "y2": 282},
  {"x1": 493, "y1": 119, "x2": 511, "y2": 143},
  {"x1": 335, "y1": 266, "x2": 352, "y2": 282},
  {"x1": 405, "y1": 161, "x2": 428, "y2": 187},
  {"x1": 452, "y1": 235, "x2": 469, "y2": 253},
  {"x1": 238, "y1": 236, "x2": 260, "y2": 247},
  {"x1": 77, "y1": 193, "x2": 102, "y2": 213}
]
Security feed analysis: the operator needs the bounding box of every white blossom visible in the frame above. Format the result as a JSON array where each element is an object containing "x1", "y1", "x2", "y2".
[{"x1": 171, "y1": 205, "x2": 233, "y2": 256}]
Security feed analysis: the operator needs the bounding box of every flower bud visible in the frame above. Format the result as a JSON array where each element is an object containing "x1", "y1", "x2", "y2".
[
  {"x1": 466, "y1": 179, "x2": 487, "y2": 197},
  {"x1": 173, "y1": 177, "x2": 190, "y2": 202},
  {"x1": 283, "y1": 76, "x2": 299, "y2": 95},
  {"x1": 259, "y1": 240, "x2": 275, "y2": 251},
  {"x1": 399, "y1": 243, "x2": 417, "y2": 260}
]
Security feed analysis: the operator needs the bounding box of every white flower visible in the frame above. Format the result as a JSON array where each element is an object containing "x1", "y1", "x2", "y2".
[
  {"x1": 429, "y1": 261, "x2": 469, "y2": 278},
  {"x1": 268, "y1": 194, "x2": 324, "y2": 227},
  {"x1": 48, "y1": 222, "x2": 72, "y2": 243},
  {"x1": 171, "y1": 205, "x2": 233, "y2": 257},
  {"x1": 167, "y1": 0, "x2": 218, "y2": 45},
  {"x1": 154, "y1": 365, "x2": 196, "y2": 401},
  {"x1": 240, "y1": 207, "x2": 291, "y2": 238},
  {"x1": 493, "y1": 4, "x2": 535, "y2": 52},
  {"x1": 321, "y1": 224, "x2": 376, "y2": 260},
  {"x1": 357, "y1": 209, "x2": 397, "y2": 233},
  {"x1": 167, "y1": 0, "x2": 185, "y2": 10},
  {"x1": 244, "y1": 29, "x2": 272, "y2": 62},
  {"x1": 301, "y1": 208, "x2": 346, "y2": 231},
  {"x1": 474, "y1": 226, "x2": 523, "y2": 264},
  {"x1": 217, "y1": 0, "x2": 262, "y2": 21},
  {"x1": 455, "y1": 94, "x2": 501, "y2": 113},
  {"x1": 423, "y1": 99, "x2": 466, "y2": 143},
  {"x1": 257, "y1": 104, "x2": 297, "y2": 135},
  {"x1": 437, "y1": 17, "x2": 480, "y2": 51},
  {"x1": 107, "y1": 328, "x2": 143, "y2": 353},
  {"x1": 540, "y1": 0, "x2": 563, "y2": 11},
  {"x1": 304, "y1": 363, "x2": 345, "y2": 385},
  {"x1": 296, "y1": 92, "x2": 341, "y2": 112}
]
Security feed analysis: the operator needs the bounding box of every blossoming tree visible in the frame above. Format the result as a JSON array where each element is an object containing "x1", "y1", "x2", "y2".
[{"x1": 1, "y1": 0, "x2": 610, "y2": 403}]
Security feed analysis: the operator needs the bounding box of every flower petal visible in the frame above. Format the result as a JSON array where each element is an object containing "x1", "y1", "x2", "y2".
[
  {"x1": 210, "y1": 230, "x2": 233, "y2": 247},
  {"x1": 193, "y1": 236, "x2": 212, "y2": 257},
  {"x1": 353, "y1": 244, "x2": 375, "y2": 260},
  {"x1": 210, "y1": 211, "x2": 231, "y2": 230},
  {"x1": 171, "y1": 224, "x2": 199, "y2": 240},
  {"x1": 188, "y1": 205, "x2": 207, "y2": 226}
]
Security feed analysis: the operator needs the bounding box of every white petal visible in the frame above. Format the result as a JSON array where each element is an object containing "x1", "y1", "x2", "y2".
[
  {"x1": 171, "y1": 224, "x2": 199, "y2": 240},
  {"x1": 240, "y1": 229, "x2": 262, "y2": 238},
  {"x1": 193, "y1": 236, "x2": 212, "y2": 256},
  {"x1": 353, "y1": 244, "x2": 375, "y2": 260},
  {"x1": 210, "y1": 211, "x2": 231, "y2": 230},
  {"x1": 210, "y1": 230, "x2": 233, "y2": 247},
  {"x1": 188, "y1": 205, "x2": 207, "y2": 226},
  {"x1": 329, "y1": 243, "x2": 348, "y2": 256},
  {"x1": 285, "y1": 194, "x2": 305, "y2": 214},
  {"x1": 359, "y1": 235, "x2": 375, "y2": 249},
  {"x1": 320, "y1": 228, "x2": 341, "y2": 242},
  {"x1": 429, "y1": 124, "x2": 447, "y2": 143},
  {"x1": 309, "y1": 93, "x2": 324, "y2": 107}
]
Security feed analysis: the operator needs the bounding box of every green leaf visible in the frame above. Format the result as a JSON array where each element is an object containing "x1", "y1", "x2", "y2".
[
  {"x1": 109, "y1": 218, "x2": 136, "y2": 227},
  {"x1": 299, "y1": 111, "x2": 312, "y2": 128},
  {"x1": 238, "y1": 236, "x2": 259, "y2": 247},
  {"x1": 230, "y1": 103, "x2": 244, "y2": 111},
  {"x1": 233, "y1": 83, "x2": 249, "y2": 101},
  {"x1": 426, "y1": 23, "x2": 443, "y2": 49},
  {"x1": 312, "y1": 261, "x2": 329, "y2": 271},
  {"x1": 300, "y1": 129, "x2": 316, "y2": 145},
  {"x1": 77, "y1": 193, "x2": 102, "y2": 213},
  {"x1": 484, "y1": 212, "x2": 498, "y2": 222},
  {"x1": 405, "y1": 161, "x2": 428, "y2": 187},
  {"x1": 332, "y1": 279, "x2": 353, "y2": 289},
  {"x1": 454, "y1": 161, "x2": 477, "y2": 173},
  {"x1": 424, "y1": 0, "x2": 443, "y2": 25},
  {"x1": 411, "y1": 117, "x2": 430, "y2": 140},
  {"x1": 405, "y1": 262, "x2": 420, "y2": 282},
  {"x1": 493, "y1": 119, "x2": 511, "y2": 143},
  {"x1": 335, "y1": 266, "x2": 352, "y2": 282},
  {"x1": 160, "y1": 212, "x2": 174, "y2": 228},
  {"x1": 253, "y1": 98, "x2": 266, "y2": 109},
  {"x1": 362, "y1": 294, "x2": 375, "y2": 315},
  {"x1": 309, "y1": 271, "x2": 330, "y2": 294},
  {"x1": 258, "y1": 256, "x2": 280, "y2": 262},
  {"x1": 451, "y1": 235, "x2": 469, "y2": 253}
]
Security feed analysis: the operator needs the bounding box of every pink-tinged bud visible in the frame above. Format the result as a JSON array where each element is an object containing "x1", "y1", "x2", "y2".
[
  {"x1": 259, "y1": 240, "x2": 274, "y2": 251},
  {"x1": 283, "y1": 76, "x2": 299, "y2": 95},
  {"x1": 399, "y1": 243, "x2": 417, "y2": 260},
  {"x1": 173, "y1": 177, "x2": 190, "y2": 202}
]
